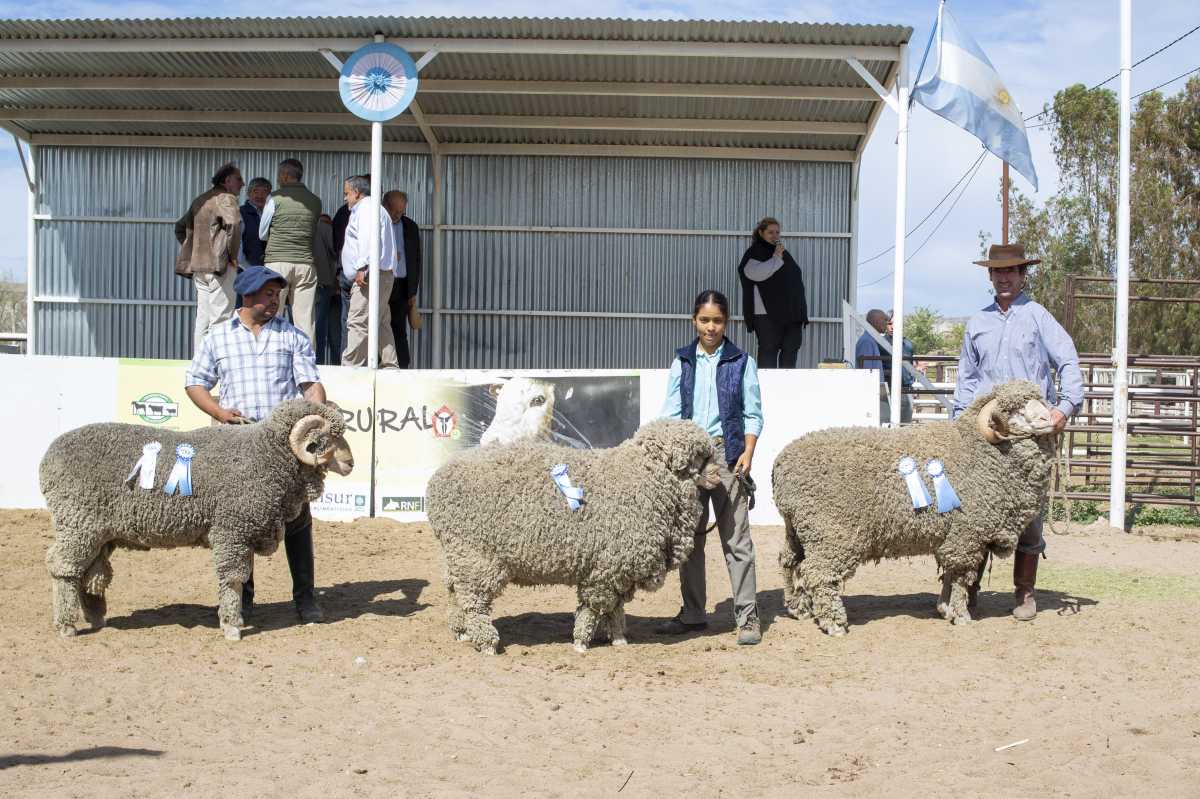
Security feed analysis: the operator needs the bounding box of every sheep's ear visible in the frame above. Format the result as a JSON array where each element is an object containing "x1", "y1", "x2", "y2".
[
  {"x1": 487, "y1": 383, "x2": 503, "y2": 399},
  {"x1": 289, "y1": 414, "x2": 329, "y2": 466},
  {"x1": 976, "y1": 399, "x2": 1010, "y2": 445}
]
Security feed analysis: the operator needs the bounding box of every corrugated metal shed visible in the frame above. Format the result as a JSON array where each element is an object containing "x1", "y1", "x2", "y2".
[{"x1": 3, "y1": 15, "x2": 910, "y2": 368}]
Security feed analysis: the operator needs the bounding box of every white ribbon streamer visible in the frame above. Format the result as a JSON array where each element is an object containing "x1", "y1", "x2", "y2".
[
  {"x1": 925, "y1": 459, "x2": 962, "y2": 514},
  {"x1": 125, "y1": 441, "x2": 162, "y2": 490},
  {"x1": 163, "y1": 443, "x2": 196, "y2": 497},
  {"x1": 550, "y1": 463, "x2": 584, "y2": 511},
  {"x1": 898, "y1": 456, "x2": 931, "y2": 510}
]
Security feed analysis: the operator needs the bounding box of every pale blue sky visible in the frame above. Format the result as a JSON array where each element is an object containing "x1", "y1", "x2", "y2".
[{"x1": 1, "y1": 1, "x2": 1196, "y2": 317}]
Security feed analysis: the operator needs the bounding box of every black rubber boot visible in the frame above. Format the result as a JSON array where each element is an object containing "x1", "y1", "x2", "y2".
[{"x1": 285, "y1": 504, "x2": 323, "y2": 624}]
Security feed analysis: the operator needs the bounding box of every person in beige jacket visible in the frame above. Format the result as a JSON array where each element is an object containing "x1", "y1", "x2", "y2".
[{"x1": 175, "y1": 163, "x2": 244, "y2": 352}]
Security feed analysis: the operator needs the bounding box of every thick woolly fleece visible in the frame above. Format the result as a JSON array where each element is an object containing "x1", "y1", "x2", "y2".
[
  {"x1": 40, "y1": 399, "x2": 344, "y2": 639},
  {"x1": 426, "y1": 418, "x2": 718, "y2": 654},
  {"x1": 772, "y1": 380, "x2": 1056, "y2": 636}
]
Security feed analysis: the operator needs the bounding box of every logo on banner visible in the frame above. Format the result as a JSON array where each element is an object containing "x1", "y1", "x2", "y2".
[
  {"x1": 382, "y1": 496, "x2": 425, "y2": 513},
  {"x1": 314, "y1": 491, "x2": 369, "y2": 513},
  {"x1": 132, "y1": 393, "x2": 179, "y2": 425},
  {"x1": 432, "y1": 405, "x2": 458, "y2": 438}
]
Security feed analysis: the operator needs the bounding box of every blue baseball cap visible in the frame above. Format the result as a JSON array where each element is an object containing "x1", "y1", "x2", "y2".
[{"x1": 234, "y1": 265, "x2": 287, "y2": 296}]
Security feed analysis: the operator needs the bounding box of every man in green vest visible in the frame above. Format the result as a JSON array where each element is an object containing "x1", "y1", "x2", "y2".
[{"x1": 259, "y1": 158, "x2": 322, "y2": 344}]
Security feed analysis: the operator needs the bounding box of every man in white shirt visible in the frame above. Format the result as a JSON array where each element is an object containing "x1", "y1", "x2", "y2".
[{"x1": 339, "y1": 176, "x2": 399, "y2": 367}]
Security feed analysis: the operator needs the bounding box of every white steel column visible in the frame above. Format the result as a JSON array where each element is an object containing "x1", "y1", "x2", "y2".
[
  {"x1": 367, "y1": 121, "x2": 382, "y2": 370},
  {"x1": 1110, "y1": 0, "x2": 1132, "y2": 529},
  {"x1": 848, "y1": 157, "x2": 862, "y2": 310},
  {"x1": 888, "y1": 43, "x2": 910, "y2": 427},
  {"x1": 24, "y1": 142, "x2": 36, "y2": 355},
  {"x1": 431, "y1": 151, "x2": 444, "y2": 368}
]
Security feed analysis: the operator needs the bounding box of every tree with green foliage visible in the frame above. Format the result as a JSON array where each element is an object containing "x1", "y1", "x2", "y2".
[
  {"x1": 995, "y1": 78, "x2": 1200, "y2": 355},
  {"x1": 902, "y1": 306, "x2": 942, "y2": 356}
]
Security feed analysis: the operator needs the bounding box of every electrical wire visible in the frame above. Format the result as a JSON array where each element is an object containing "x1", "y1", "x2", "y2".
[
  {"x1": 856, "y1": 150, "x2": 988, "y2": 267},
  {"x1": 857, "y1": 150, "x2": 987, "y2": 288},
  {"x1": 1025, "y1": 22, "x2": 1200, "y2": 123}
]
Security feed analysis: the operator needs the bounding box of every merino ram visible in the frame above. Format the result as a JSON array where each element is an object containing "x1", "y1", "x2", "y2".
[
  {"x1": 426, "y1": 419, "x2": 721, "y2": 654},
  {"x1": 772, "y1": 380, "x2": 1057, "y2": 636},
  {"x1": 39, "y1": 399, "x2": 352, "y2": 641}
]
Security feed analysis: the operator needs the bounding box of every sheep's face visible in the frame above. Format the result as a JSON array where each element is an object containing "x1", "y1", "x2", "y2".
[
  {"x1": 692, "y1": 450, "x2": 723, "y2": 490},
  {"x1": 977, "y1": 395, "x2": 1056, "y2": 444},
  {"x1": 673, "y1": 430, "x2": 722, "y2": 489},
  {"x1": 480, "y1": 377, "x2": 556, "y2": 446},
  {"x1": 289, "y1": 414, "x2": 354, "y2": 475}
]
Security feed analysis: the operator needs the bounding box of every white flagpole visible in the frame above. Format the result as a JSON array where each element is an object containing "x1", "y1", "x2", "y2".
[
  {"x1": 1109, "y1": 0, "x2": 1132, "y2": 528},
  {"x1": 889, "y1": 42, "x2": 910, "y2": 427},
  {"x1": 367, "y1": 120, "x2": 382, "y2": 370}
]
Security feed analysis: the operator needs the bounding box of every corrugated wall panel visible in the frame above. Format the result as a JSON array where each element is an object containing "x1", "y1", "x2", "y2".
[
  {"x1": 445, "y1": 155, "x2": 849, "y2": 233},
  {"x1": 442, "y1": 231, "x2": 847, "y2": 318},
  {"x1": 438, "y1": 154, "x2": 849, "y2": 368},
  {"x1": 36, "y1": 146, "x2": 431, "y2": 220},
  {"x1": 33, "y1": 147, "x2": 849, "y2": 368},
  {"x1": 34, "y1": 145, "x2": 432, "y2": 360}
]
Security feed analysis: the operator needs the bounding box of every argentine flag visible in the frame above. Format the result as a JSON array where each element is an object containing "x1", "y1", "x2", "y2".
[{"x1": 912, "y1": 4, "x2": 1038, "y2": 190}]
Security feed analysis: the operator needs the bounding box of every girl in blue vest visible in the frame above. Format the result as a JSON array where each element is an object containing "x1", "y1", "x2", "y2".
[{"x1": 655, "y1": 290, "x2": 764, "y2": 645}]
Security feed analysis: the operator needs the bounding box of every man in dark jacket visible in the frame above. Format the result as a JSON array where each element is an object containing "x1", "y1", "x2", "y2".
[
  {"x1": 384, "y1": 190, "x2": 423, "y2": 368},
  {"x1": 238, "y1": 177, "x2": 271, "y2": 268}
]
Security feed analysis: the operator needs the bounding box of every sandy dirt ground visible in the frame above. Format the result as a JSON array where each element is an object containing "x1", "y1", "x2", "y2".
[{"x1": 2, "y1": 508, "x2": 1199, "y2": 798}]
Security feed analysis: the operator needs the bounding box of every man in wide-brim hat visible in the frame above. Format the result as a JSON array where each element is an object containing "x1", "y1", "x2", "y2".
[{"x1": 950, "y1": 243, "x2": 1084, "y2": 621}]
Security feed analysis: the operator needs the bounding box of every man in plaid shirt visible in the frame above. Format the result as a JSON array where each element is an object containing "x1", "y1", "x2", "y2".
[{"x1": 185, "y1": 265, "x2": 328, "y2": 624}]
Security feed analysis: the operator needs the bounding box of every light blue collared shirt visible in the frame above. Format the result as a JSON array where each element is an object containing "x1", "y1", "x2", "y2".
[
  {"x1": 953, "y1": 292, "x2": 1083, "y2": 419},
  {"x1": 660, "y1": 342, "x2": 764, "y2": 438}
]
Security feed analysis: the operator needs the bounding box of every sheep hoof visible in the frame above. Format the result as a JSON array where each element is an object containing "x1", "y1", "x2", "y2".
[
  {"x1": 58, "y1": 625, "x2": 78, "y2": 639},
  {"x1": 456, "y1": 632, "x2": 470, "y2": 642},
  {"x1": 573, "y1": 641, "x2": 589, "y2": 654},
  {"x1": 951, "y1": 614, "x2": 974, "y2": 626},
  {"x1": 223, "y1": 625, "x2": 242, "y2": 641},
  {"x1": 824, "y1": 624, "x2": 847, "y2": 637},
  {"x1": 479, "y1": 644, "x2": 497, "y2": 656},
  {"x1": 611, "y1": 637, "x2": 628, "y2": 647},
  {"x1": 936, "y1": 601, "x2": 951, "y2": 620}
]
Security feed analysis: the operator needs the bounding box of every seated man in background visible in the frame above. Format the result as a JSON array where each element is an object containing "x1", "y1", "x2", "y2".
[{"x1": 854, "y1": 308, "x2": 889, "y2": 422}]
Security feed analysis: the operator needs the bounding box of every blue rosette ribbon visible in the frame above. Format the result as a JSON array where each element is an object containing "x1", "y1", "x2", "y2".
[
  {"x1": 925, "y1": 459, "x2": 961, "y2": 514},
  {"x1": 550, "y1": 463, "x2": 584, "y2": 511},
  {"x1": 898, "y1": 456, "x2": 931, "y2": 510},
  {"x1": 163, "y1": 443, "x2": 196, "y2": 497},
  {"x1": 125, "y1": 441, "x2": 162, "y2": 490}
]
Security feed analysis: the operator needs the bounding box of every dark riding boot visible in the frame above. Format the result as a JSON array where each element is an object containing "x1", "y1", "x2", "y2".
[
  {"x1": 285, "y1": 504, "x2": 323, "y2": 623},
  {"x1": 1012, "y1": 551, "x2": 1039, "y2": 621}
]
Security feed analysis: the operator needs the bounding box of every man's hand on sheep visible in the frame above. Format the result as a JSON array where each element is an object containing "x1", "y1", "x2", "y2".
[{"x1": 1050, "y1": 408, "x2": 1068, "y2": 434}]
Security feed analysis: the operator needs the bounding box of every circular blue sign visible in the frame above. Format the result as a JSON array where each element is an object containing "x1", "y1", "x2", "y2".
[{"x1": 339, "y1": 42, "x2": 420, "y2": 123}]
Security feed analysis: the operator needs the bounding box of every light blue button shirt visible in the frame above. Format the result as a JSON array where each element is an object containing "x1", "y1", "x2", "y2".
[
  {"x1": 953, "y1": 292, "x2": 1084, "y2": 419},
  {"x1": 660, "y1": 343, "x2": 764, "y2": 437}
]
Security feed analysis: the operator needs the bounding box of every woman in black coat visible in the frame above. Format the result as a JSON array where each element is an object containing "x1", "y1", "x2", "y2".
[{"x1": 737, "y1": 216, "x2": 809, "y2": 369}]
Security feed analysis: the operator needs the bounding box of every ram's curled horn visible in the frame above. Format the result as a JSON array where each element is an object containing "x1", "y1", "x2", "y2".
[
  {"x1": 976, "y1": 398, "x2": 1009, "y2": 444},
  {"x1": 289, "y1": 414, "x2": 330, "y2": 465}
]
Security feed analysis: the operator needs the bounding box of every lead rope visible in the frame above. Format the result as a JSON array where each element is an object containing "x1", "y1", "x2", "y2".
[{"x1": 1047, "y1": 433, "x2": 1072, "y2": 536}]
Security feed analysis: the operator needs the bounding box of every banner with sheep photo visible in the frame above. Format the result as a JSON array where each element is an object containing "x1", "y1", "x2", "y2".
[{"x1": 373, "y1": 370, "x2": 642, "y2": 520}]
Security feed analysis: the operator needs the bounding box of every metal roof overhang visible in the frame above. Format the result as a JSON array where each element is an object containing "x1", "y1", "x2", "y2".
[{"x1": 0, "y1": 16, "x2": 911, "y2": 162}]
